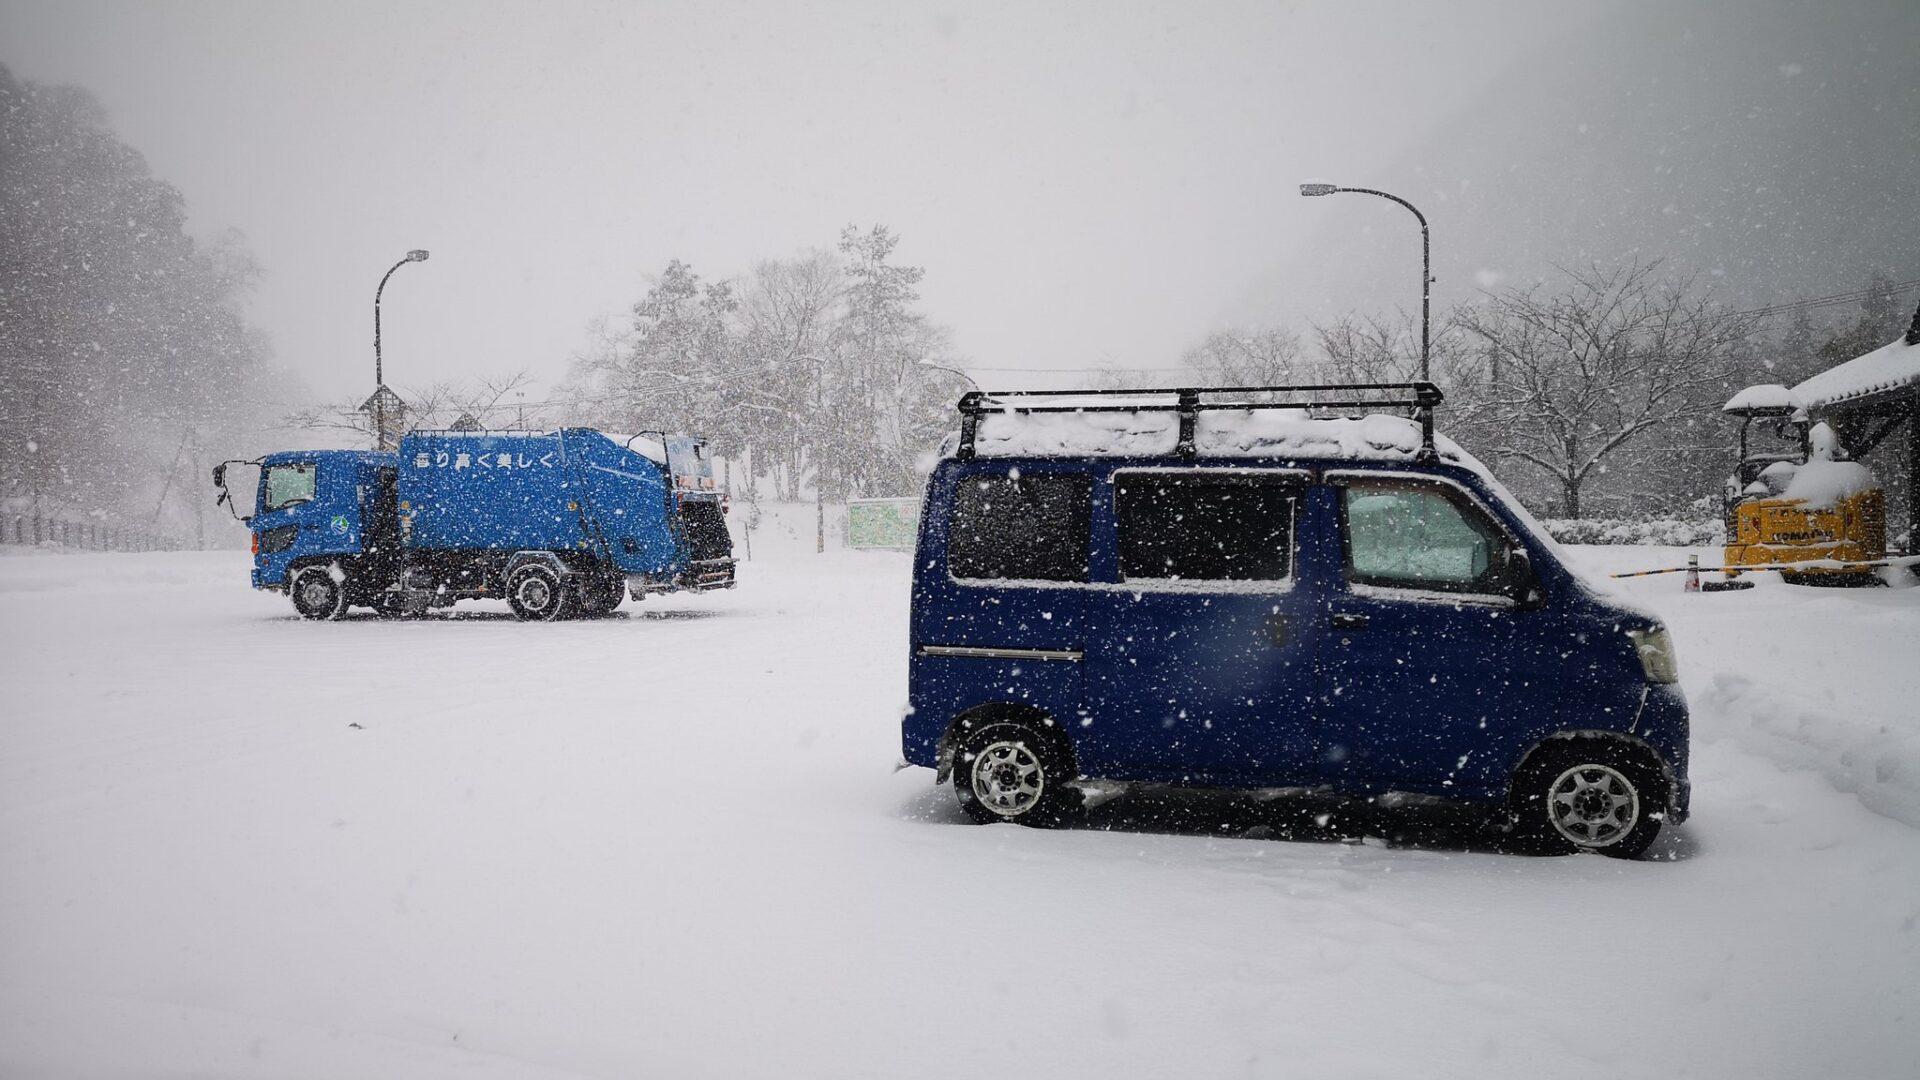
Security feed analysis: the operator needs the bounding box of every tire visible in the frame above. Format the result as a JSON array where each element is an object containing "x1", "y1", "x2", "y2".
[
  {"x1": 290, "y1": 565, "x2": 348, "y2": 621},
  {"x1": 1508, "y1": 742, "x2": 1664, "y2": 859},
  {"x1": 953, "y1": 720, "x2": 1081, "y2": 827},
  {"x1": 576, "y1": 574, "x2": 625, "y2": 618},
  {"x1": 506, "y1": 563, "x2": 574, "y2": 621}
]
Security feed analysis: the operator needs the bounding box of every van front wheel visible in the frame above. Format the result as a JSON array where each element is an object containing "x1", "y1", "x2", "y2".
[
  {"x1": 954, "y1": 722, "x2": 1079, "y2": 827},
  {"x1": 1510, "y1": 744, "x2": 1663, "y2": 859}
]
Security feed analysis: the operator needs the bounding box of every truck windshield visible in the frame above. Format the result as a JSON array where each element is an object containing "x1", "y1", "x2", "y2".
[{"x1": 263, "y1": 463, "x2": 317, "y2": 511}]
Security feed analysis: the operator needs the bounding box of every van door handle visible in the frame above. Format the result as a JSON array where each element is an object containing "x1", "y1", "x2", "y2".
[
  {"x1": 1330, "y1": 613, "x2": 1369, "y2": 630},
  {"x1": 1265, "y1": 613, "x2": 1290, "y2": 647}
]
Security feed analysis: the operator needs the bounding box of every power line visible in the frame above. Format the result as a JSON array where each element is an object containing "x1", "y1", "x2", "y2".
[
  {"x1": 1727, "y1": 276, "x2": 1920, "y2": 320},
  {"x1": 954, "y1": 278, "x2": 1920, "y2": 376}
]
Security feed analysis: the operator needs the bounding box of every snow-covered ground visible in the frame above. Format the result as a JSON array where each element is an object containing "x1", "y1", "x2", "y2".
[{"x1": 2, "y1": 521, "x2": 1917, "y2": 1079}]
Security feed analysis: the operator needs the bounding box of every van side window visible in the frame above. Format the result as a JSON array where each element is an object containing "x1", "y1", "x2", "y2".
[
  {"x1": 948, "y1": 473, "x2": 1091, "y2": 583},
  {"x1": 1341, "y1": 479, "x2": 1503, "y2": 594},
  {"x1": 1116, "y1": 473, "x2": 1295, "y2": 582}
]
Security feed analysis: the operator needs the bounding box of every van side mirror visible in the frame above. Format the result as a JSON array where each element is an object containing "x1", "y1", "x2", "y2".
[{"x1": 1499, "y1": 547, "x2": 1544, "y2": 608}]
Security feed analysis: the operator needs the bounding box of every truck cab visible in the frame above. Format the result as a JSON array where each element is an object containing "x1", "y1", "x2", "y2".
[{"x1": 242, "y1": 450, "x2": 399, "y2": 603}]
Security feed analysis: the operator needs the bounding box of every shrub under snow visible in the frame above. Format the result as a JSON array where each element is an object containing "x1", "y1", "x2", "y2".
[{"x1": 1540, "y1": 517, "x2": 1725, "y2": 547}]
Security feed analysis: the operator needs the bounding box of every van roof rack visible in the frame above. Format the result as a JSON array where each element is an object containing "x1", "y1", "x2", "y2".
[{"x1": 954, "y1": 381, "x2": 1444, "y2": 461}]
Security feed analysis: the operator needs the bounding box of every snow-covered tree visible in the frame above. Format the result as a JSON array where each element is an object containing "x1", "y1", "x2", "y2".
[
  {"x1": 0, "y1": 64, "x2": 276, "y2": 537},
  {"x1": 1455, "y1": 262, "x2": 1755, "y2": 517}
]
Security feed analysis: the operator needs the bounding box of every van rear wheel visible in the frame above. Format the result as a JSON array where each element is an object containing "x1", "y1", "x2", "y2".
[
  {"x1": 290, "y1": 566, "x2": 348, "y2": 621},
  {"x1": 953, "y1": 722, "x2": 1079, "y2": 827},
  {"x1": 1509, "y1": 743, "x2": 1663, "y2": 859}
]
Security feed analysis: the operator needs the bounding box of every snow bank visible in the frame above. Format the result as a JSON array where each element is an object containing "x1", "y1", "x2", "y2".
[
  {"x1": 1723, "y1": 383, "x2": 1804, "y2": 414},
  {"x1": 1695, "y1": 672, "x2": 1920, "y2": 828},
  {"x1": 1570, "y1": 544, "x2": 1920, "y2": 830}
]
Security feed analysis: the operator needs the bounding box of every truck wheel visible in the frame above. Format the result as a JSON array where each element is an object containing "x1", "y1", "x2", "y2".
[
  {"x1": 1508, "y1": 742, "x2": 1663, "y2": 859},
  {"x1": 506, "y1": 563, "x2": 573, "y2": 621},
  {"x1": 953, "y1": 721, "x2": 1080, "y2": 827},
  {"x1": 290, "y1": 566, "x2": 348, "y2": 621},
  {"x1": 578, "y1": 575, "x2": 624, "y2": 617}
]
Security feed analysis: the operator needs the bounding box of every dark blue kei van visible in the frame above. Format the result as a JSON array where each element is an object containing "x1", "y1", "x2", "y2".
[{"x1": 902, "y1": 384, "x2": 1689, "y2": 858}]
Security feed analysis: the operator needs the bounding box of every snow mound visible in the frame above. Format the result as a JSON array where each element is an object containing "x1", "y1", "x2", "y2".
[
  {"x1": 1696, "y1": 672, "x2": 1920, "y2": 829},
  {"x1": 1723, "y1": 383, "x2": 1804, "y2": 414},
  {"x1": 1780, "y1": 458, "x2": 1875, "y2": 509}
]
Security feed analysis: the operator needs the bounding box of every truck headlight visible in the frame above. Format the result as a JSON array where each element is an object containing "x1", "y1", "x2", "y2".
[{"x1": 1625, "y1": 626, "x2": 1679, "y2": 684}]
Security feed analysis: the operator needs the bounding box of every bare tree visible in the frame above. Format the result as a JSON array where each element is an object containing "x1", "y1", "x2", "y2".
[
  {"x1": 285, "y1": 371, "x2": 544, "y2": 442},
  {"x1": 1454, "y1": 262, "x2": 1755, "y2": 517},
  {"x1": 1182, "y1": 327, "x2": 1307, "y2": 385}
]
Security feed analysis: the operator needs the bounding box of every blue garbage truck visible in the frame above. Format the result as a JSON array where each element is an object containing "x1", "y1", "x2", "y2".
[{"x1": 213, "y1": 428, "x2": 734, "y2": 620}]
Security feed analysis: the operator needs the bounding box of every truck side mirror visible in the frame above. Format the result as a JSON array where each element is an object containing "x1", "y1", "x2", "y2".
[{"x1": 213, "y1": 459, "x2": 262, "y2": 523}]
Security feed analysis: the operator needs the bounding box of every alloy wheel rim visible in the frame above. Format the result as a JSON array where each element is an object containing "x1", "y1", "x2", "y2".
[
  {"x1": 1547, "y1": 763, "x2": 1640, "y2": 848},
  {"x1": 971, "y1": 740, "x2": 1044, "y2": 817}
]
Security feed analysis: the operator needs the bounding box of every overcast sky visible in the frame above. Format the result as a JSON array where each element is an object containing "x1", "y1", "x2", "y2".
[{"x1": 1, "y1": 1, "x2": 1605, "y2": 403}]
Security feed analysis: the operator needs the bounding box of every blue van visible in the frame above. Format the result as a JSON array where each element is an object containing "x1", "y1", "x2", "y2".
[{"x1": 902, "y1": 384, "x2": 1689, "y2": 858}]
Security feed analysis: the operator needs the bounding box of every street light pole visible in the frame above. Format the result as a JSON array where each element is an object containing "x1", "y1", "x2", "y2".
[
  {"x1": 372, "y1": 249, "x2": 430, "y2": 450},
  {"x1": 1299, "y1": 183, "x2": 1431, "y2": 383}
]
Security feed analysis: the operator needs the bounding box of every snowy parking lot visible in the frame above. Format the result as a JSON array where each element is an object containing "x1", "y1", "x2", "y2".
[{"x1": 2, "y1": 536, "x2": 1918, "y2": 1079}]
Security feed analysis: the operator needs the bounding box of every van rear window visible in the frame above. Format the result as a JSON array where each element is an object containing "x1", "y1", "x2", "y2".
[
  {"x1": 948, "y1": 474, "x2": 1091, "y2": 583},
  {"x1": 1116, "y1": 472, "x2": 1297, "y2": 582}
]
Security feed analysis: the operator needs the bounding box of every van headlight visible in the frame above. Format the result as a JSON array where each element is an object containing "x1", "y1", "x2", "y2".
[{"x1": 1625, "y1": 626, "x2": 1679, "y2": 684}]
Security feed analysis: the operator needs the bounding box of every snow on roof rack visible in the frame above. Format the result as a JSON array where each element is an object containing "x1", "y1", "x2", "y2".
[{"x1": 953, "y1": 381, "x2": 1444, "y2": 461}]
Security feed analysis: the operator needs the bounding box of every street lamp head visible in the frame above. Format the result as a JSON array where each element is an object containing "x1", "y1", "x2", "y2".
[
  {"x1": 1299, "y1": 183, "x2": 1339, "y2": 197},
  {"x1": 406, "y1": 249, "x2": 430, "y2": 262}
]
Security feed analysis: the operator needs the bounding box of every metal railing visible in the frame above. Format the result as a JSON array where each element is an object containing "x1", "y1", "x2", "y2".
[
  {"x1": 954, "y1": 381, "x2": 1446, "y2": 461},
  {"x1": 1, "y1": 514, "x2": 187, "y2": 552}
]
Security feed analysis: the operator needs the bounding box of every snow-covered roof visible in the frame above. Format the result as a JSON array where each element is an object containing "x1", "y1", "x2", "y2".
[
  {"x1": 1791, "y1": 335, "x2": 1920, "y2": 412},
  {"x1": 1722, "y1": 383, "x2": 1804, "y2": 415}
]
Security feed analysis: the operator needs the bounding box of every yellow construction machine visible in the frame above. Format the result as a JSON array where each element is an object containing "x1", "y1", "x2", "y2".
[{"x1": 1721, "y1": 387, "x2": 1884, "y2": 584}]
